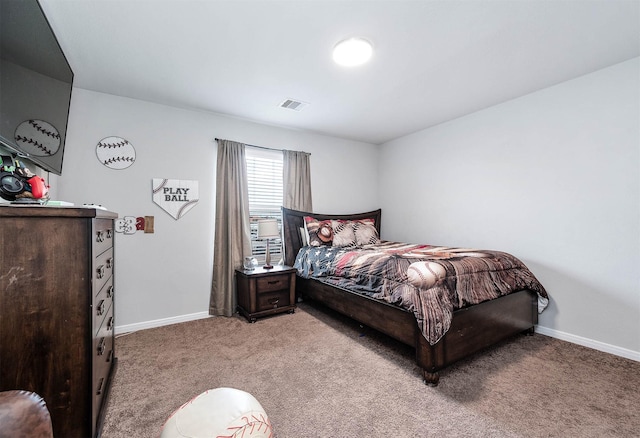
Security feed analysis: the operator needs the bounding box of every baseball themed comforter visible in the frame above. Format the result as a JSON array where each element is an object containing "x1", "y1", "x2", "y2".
[{"x1": 294, "y1": 241, "x2": 548, "y2": 345}]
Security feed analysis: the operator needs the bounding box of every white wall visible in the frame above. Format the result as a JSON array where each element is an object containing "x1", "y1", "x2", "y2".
[
  {"x1": 53, "y1": 88, "x2": 378, "y2": 329},
  {"x1": 379, "y1": 58, "x2": 640, "y2": 357},
  {"x1": 52, "y1": 58, "x2": 639, "y2": 359}
]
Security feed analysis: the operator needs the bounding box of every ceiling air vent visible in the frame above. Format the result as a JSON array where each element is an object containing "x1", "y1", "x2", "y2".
[{"x1": 279, "y1": 99, "x2": 309, "y2": 112}]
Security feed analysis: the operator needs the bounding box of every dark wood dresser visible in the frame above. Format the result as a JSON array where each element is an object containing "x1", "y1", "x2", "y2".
[{"x1": 0, "y1": 205, "x2": 118, "y2": 438}]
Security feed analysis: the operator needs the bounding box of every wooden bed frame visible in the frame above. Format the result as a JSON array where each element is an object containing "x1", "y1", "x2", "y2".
[{"x1": 281, "y1": 207, "x2": 538, "y2": 385}]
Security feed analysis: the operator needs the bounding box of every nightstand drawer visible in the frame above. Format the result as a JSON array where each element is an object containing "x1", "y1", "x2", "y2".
[
  {"x1": 256, "y1": 275, "x2": 290, "y2": 293},
  {"x1": 257, "y1": 290, "x2": 290, "y2": 311}
]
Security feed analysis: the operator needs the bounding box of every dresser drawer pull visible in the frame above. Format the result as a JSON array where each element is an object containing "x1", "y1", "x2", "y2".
[
  {"x1": 267, "y1": 280, "x2": 279, "y2": 285},
  {"x1": 106, "y1": 257, "x2": 113, "y2": 269},
  {"x1": 107, "y1": 285, "x2": 114, "y2": 298},
  {"x1": 97, "y1": 338, "x2": 106, "y2": 356},
  {"x1": 268, "y1": 298, "x2": 280, "y2": 307},
  {"x1": 96, "y1": 299, "x2": 105, "y2": 316},
  {"x1": 96, "y1": 230, "x2": 104, "y2": 242},
  {"x1": 107, "y1": 316, "x2": 114, "y2": 331},
  {"x1": 96, "y1": 377, "x2": 104, "y2": 396},
  {"x1": 106, "y1": 229, "x2": 113, "y2": 239},
  {"x1": 96, "y1": 265, "x2": 105, "y2": 279}
]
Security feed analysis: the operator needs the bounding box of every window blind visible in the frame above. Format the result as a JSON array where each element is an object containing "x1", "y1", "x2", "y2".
[{"x1": 246, "y1": 147, "x2": 283, "y2": 264}]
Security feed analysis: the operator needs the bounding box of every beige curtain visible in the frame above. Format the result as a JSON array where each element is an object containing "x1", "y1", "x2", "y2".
[
  {"x1": 283, "y1": 149, "x2": 312, "y2": 211},
  {"x1": 210, "y1": 140, "x2": 252, "y2": 316}
]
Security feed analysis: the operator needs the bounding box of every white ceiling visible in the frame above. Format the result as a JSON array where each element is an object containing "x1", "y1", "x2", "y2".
[{"x1": 39, "y1": 0, "x2": 640, "y2": 145}]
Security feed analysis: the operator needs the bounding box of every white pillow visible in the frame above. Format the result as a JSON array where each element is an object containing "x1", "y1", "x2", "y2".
[{"x1": 299, "y1": 226, "x2": 309, "y2": 246}]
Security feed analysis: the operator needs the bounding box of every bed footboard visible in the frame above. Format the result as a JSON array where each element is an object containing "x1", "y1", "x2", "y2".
[
  {"x1": 300, "y1": 277, "x2": 538, "y2": 386},
  {"x1": 415, "y1": 289, "x2": 538, "y2": 385}
]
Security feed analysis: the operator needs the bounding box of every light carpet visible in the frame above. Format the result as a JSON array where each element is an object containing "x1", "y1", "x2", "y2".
[{"x1": 102, "y1": 302, "x2": 640, "y2": 437}]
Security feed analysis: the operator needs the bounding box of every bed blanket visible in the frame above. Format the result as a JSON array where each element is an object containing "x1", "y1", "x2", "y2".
[{"x1": 294, "y1": 241, "x2": 548, "y2": 345}]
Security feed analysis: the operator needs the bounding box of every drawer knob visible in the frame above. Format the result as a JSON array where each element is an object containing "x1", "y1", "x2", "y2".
[
  {"x1": 268, "y1": 298, "x2": 280, "y2": 308},
  {"x1": 107, "y1": 285, "x2": 114, "y2": 298},
  {"x1": 96, "y1": 265, "x2": 105, "y2": 279},
  {"x1": 96, "y1": 299, "x2": 105, "y2": 316},
  {"x1": 106, "y1": 316, "x2": 114, "y2": 331},
  {"x1": 106, "y1": 257, "x2": 113, "y2": 269},
  {"x1": 97, "y1": 338, "x2": 106, "y2": 356},
  {"x1": 106, "y1": 229, "x2": 113, "y2": 239},
  {"x1": 96, "y1": 377, "x2": 104, "y2": 395}
]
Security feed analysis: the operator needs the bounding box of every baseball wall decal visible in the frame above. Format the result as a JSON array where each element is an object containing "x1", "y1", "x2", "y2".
[
  {"x1": 14, "y1": 119, "x2": 61, "y2": 156},
  {"x1": 96, "y1": 136, "x2": 136, "y2": 169}
]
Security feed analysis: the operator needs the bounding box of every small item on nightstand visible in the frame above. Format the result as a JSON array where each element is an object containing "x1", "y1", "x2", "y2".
[
  {"x1": 257, "y1": 219, "x2": 279, "y2": 269},
  {"x1": 243, "y1": 257, "x2": 258, "y2": 270},
  {"x1": 83, "y1": 203, "x2": 108, "y2": 210}
]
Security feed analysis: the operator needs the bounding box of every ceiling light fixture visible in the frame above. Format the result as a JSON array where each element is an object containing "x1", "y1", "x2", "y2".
[{"x1": 332, "y1": 37, "x2": 373, "y2": 67}]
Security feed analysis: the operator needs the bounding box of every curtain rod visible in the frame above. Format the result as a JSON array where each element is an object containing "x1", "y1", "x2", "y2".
[{"x1": 214, "y1": 138, "x2": 310, "y2": 156}]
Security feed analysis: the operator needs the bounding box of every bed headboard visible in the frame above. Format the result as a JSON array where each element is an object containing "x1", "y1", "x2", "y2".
[{"x1": 281, "y1": 207, "x2": 382, "y2": 267}]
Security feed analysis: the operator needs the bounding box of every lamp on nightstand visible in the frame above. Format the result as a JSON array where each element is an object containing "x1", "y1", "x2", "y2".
[{"x1": 257, "y1": 219, "x2": 279, "y2": 269}]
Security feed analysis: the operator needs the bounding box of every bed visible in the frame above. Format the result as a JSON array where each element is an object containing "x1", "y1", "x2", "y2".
[{"x1": 281, "y1": 207, "x2": 548, "y2": 386}]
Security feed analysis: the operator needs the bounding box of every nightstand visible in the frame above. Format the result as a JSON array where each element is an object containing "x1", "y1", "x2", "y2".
[{"x1": 236, "y1": 265, "x2": 297, "y2": 323}]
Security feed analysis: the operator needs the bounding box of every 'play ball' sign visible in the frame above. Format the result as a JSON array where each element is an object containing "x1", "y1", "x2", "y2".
[{"x1": 152, "y1": 178, "x2": 199, "y2": 220}]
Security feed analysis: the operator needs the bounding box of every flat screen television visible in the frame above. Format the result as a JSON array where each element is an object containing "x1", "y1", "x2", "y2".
[{"x1": 0, "y1": 0, "x2": 73, "y2": 175}]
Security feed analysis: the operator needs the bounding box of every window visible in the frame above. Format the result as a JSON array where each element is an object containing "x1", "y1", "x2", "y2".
[{"x1": 245, "y1": 147, "x2": 283, "y2": 264}]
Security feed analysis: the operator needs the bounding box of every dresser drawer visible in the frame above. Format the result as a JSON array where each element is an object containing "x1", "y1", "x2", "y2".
[
  {"x1": 94, "y1": 248, "x2": 114, "y2": 294},
  {"x1": 256, "y1": 275, "x2": 290, "y2": 293},
  {"x1": 94, "y1": 304, "x2": 114, "y2": 363},
  {"x1": 93, "y1": 278, "x2": 114, "y2": 335},
  {"x1": 93, "y1": 219, "x2": 114, "y2": 257},
  {"x1": 257, "y1": 290, "x2": 290, "y2": 312},
  {"x1": 93, "y1": 312, "x2": 114, "y2": 422}
]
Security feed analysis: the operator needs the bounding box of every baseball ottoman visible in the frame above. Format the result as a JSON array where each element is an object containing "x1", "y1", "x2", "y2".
[{"x1": 160, "y1": 388, "x2": 273, "y2": 438}]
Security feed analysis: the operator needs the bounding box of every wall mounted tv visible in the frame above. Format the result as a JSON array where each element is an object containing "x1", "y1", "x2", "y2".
[{"x1": 0, "y1": 0, "x2": 74, "y2": 175}]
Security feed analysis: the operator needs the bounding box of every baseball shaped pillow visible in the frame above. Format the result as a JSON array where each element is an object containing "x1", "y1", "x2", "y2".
[
  {"x1": 317, "y1": 222, "x2": 333, "y2": 244},
  {"x1": 407, "y1": 261, "x2": 447, "y2": 289}
]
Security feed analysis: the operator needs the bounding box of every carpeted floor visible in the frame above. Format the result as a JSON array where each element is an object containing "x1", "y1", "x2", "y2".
[{"x1": 101, "y1": 302, "x2": 640, "y2": 438}]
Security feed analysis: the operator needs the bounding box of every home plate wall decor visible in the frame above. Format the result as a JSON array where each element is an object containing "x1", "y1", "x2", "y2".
[
  {"x1": 96, "y1": 136, "x2": 136, "y2": 170},
  {"x1": 152, "y1": 178, "x2": 199, "y2": 220}
]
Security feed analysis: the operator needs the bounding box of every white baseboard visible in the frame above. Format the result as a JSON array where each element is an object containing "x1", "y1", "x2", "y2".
[
  {"x1": 115, "y1": 311, "x2": 212, "y2": 335},
  {"x1": 114, "y1": 313, "x2": 639, "y2": 363},
  {"x1": 535, "y1": 325, "x2": 639, "y2": 362}
]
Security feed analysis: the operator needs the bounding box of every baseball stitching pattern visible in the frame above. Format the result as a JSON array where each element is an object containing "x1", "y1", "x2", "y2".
[
  {"x1": 28, "y1": 120, "x2": 60, "y2": 139},
  {"x1": 15, "y1": 135, "x2": 54, "y2": 155},
  {"x1": 102, "y1": 156, "x2": 135, "y2": 166},
  {"x1": 152, "y1": 179, "x2": 168, "y2": 194},
  {"x1": 97, "y1": 139, "x2": 131, "y2": 149},
  {"x1": 217, "y1": 413, "x2": 273, "y2": 438},
  {"x1": 177, "y1": 199, "x2": 199, "y2": 218}
]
